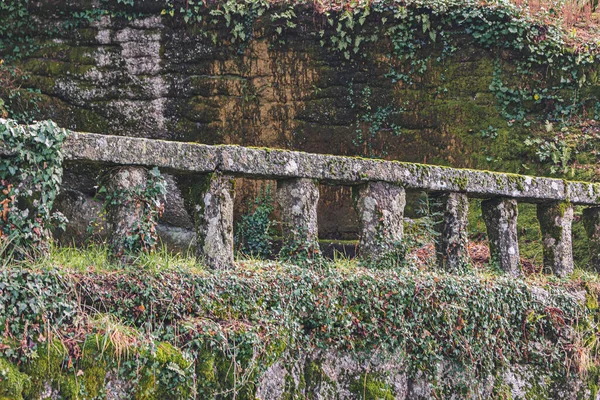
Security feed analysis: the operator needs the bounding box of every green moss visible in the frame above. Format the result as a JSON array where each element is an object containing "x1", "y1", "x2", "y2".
[
  {"x1": 303, "y1": 359, "x2": 337, "y2": 396},
  {"x1": 586, "y1": 290, "x2": 598, "y2": 311},
  {"x1": 135, "y1": 342, "x2": 193, "y2": 400},
  {"x1": 587, "y1": 365, "x2": 600, "y2": 399},
  {"x1": 0, "y1": 358, "x2": 30, "y2": 400},
  {"x1": 450, "y1": 176, "x2": 469, "y2": 191},
  {"x1": 76, "y1": 338, "x2": 109, "y2": 399},
  {"x1": 490, "y1": 374, "x2": 513, "y2": 399},
  {"x1": 524, "y1": 375, "x2": 551, "y2": 399},
  {"x1": 280, "y1": 362, "x2": 306, "y2": 400},
  {"x1": 23, "y1": 339, "x2": 68, "y2": 398},
  {"x1": 349, "y1": 373, "x2": 395, "y2": 400},
  {"x1": 196, "y1": 349, "x2": 217, "y2": 397}
]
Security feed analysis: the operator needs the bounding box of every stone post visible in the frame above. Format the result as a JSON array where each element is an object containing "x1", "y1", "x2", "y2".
[
  {"x1": 276, "y1": 178, "x2": 320, "y2": 258},
  {"x1": 432, "y1": 192, "x2": 470, "y2": 272},
  {"x1": 481, "y1": 198, "x2": 520, "y2": 276},
  {"x1": 193, "y1": 173, "x2": 236, "y2": 270},
  {"x1": 537, "y1": 202, "x2": 573, "y2": 277},
  {"x1": 105, "y1": 166, "x2": 149, "y2": 261},
  {"x1": 583, "y1": 207, "x2": 600, "y2": 272},
  {"x1": 353, "y1": 181, "x2": 406, "y2": 261}
]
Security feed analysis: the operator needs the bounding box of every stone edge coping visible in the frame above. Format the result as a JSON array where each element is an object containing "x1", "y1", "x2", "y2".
[{"x1": 3, "y1": 130, "x2": 600, "y2": 206}]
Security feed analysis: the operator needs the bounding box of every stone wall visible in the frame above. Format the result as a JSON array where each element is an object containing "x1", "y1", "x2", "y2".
[
  {"x1": 9, "y1": 3, "x2": 595, "y2": 240},
  {"x1": 6, "y1": 129, "x2": 600, "y2": 275}
]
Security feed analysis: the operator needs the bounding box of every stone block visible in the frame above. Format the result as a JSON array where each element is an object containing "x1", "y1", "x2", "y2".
[
  {"x1": 353, "y1": 181, "x2": 406, "y2": 261},
  {"x1": 537, "y1": 202, "x2": 573, "y2": 277},
  {"x1": 194, "y1": 173, "x2": 236, "y2": 269},
  {"x1": 277, "y1": 178, "x2": 320, "y2": 258},
  {"x1": 105, "y1": 166, "x2": 149, "y2": 261},
  {"x1": 482, "y1": 198, "x2": 520, "y2": 276},
  {"x1": 432, "y1": 192, "x2": 470, "y2": 272}
]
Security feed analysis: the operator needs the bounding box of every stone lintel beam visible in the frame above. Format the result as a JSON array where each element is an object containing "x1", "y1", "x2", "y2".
[
  {"x1": 276, "y1": 178, "x2": 320, "y2": 257},
  {"x1": 583, "y1": 207, "x2": 600, "y2": 272},
  {"x1": 353, "y1": 181, "x2": 406, "y2": 261},
  {"x1": 481, "y1": 198, "x2": 521, "y2": 276},
  {"x1": 105, "y1": 166, "x2": 149, "y2": 260},
  {"x1": 193, "y1": 172, "x2": 236, "y2": 270},
  {"x1": 63, "y1": 131, "x2": 220, "y2": 173},
  {"x1": 432, "y1": 192, "x2": 470, "y2": 272},
  {"x1": 21, "y1": 130, "x2": 599, "y2": 205},
  {"x1": 537, "y1": 202, "x2": 574, "y2": 277}
]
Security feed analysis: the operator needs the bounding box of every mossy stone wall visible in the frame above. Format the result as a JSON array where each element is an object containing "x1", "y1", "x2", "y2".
[{"x1": 6, "y1": 3, "x2": 599, "y2": 242}]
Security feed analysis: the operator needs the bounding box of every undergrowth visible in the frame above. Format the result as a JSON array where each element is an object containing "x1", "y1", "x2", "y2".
[{"x1": 0, "y1": 244, "x2": 599, "y2": 398}]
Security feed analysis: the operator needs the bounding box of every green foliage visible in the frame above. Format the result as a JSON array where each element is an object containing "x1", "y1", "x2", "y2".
[
  {"x1": 235, "y1": 184, "x2": 275, "y2": 259},
  {"x1": 0, "y1": 249, "x2": 595, "y2": 398},
  {"x1": 0, "y1": 0, "x2": 34, "y2": 60},
  {"x1": 0, "y1": 119, "x2": 68, "y2": 260},
  {"x1": 279, "y1": 226, "x2": 323, "y2": 267},
  {"x1": 348, "y1": 83, "x2": 404, "y2": 158}
]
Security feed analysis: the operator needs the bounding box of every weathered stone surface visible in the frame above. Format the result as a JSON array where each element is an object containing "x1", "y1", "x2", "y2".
[
  {"x1": 105, "y1": 166, "x2": 149, "y2": 260},
  {"x1": 4, "y1": 127, "x2": 600, "y2": 204},
  {"x1": 24, "y1": 131, "x2": 600, "y2": 205},
  {"x1": 53, "y1": 188, "x2": 106, "y2": 245},
  {"x1": 193, "y1": 173, "x2": 235, "y2": 269},
  {"x1": 63, "y1": 131, "x2": 219, "y2": 173},
  {"x1": 537, "y1": 202, "x2": 574, "y2": 277},
  {"x1": 482, "y1": 198, "x2": 521, "y2": 276},
  {"x1": 353, "y1": 181, "x2": 406, "y2": 260},
  {"x1": 432, "y1": 192, "x2": 470, "y2": 272},
  {"x1": 277, "y1": 178, "x2": 320, "y2": 256},
  {"x1": 53, "y1": 184, "x2": 196, "y2": 252},
  {"x1": 256, "y1": 350, "x2": 407, "y2": 400},
  {"x1": 583, "y1": 207, "x2": 600, "y2": 272},
  {"x1": 254, "y1": 349, "x2": 591, "y2": 400},
  {"x1": 155, "y1": 224, "x2": 196, "y2": 254}
]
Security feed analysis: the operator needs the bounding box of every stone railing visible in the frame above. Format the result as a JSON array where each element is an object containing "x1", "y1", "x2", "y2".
[{"x1": 7, "y1": 131, "x2": 600, "y2": 275}]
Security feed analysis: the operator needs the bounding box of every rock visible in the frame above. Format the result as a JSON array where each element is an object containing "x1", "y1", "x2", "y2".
[
  {"x1": 276, "y1": 178, "x2": 320, "y2": 258},
  {"x1": 432, "y1": 192, "x2": 470, "y2": 272},
  {"x1": 105, "y1": 166, "x2": 149, "y2": 261},
  {"x1": 482, "y1": 197, "x2": 521, "y2": 276},
  {"x1": 193, "y1": 173, "x2": 236, "y2": 269},
  {"x1": 56, "y1": 131, "x2": 600, "y2": 205},
  {"x1": 537, "y1": 202, "x2": 574, "y2": 277},
  {"x1": 353, "y1": 181, "x2": 406, "y2": 261}
]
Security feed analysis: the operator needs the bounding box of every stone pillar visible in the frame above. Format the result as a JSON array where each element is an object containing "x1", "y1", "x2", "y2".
[
  {"x1": 481, "y1": 198, "x2": 520, "y2": 276},
  {"x1": 353, "y1": 181, "x2": 405, "y2": 261},
  {"x1": 105, "y1": 166, "x2": 149, "y2": 261},
  {"x1": 583, "y1": 207, "x2": 600, "y2": 272},
  {"x1": 194, "y1": 173, "x2": 236, "y2": 270},
  {"x1": 277, "y1": 178, "x2": 320, "y2": 258},
  {"x1": 432, "y1": 192, "x2": 470, "y2": 272},
  {"x1": 537, "y1": 202, "x2": 574, "y2": 277}
]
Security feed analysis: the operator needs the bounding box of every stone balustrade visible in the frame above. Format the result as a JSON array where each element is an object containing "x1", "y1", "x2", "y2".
[{"x1": 5, "y1": 131, "x2": 600, "y2": 276}]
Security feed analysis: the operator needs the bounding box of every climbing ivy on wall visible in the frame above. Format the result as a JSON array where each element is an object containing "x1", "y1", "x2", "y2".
[
  {"x1": 0, "y1": 119, "x2": 68, "y2": 259},
  {"x1": 0, "y1": 258, "x2": 597, "y2": 398},
  {"x1": 2, "y1": 0, "x2": 599, "y2": 166}
]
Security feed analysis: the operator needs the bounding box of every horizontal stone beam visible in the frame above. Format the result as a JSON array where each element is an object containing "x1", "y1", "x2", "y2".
[{"x1": 4, "y1": 130, "x2": 600, "y2": 205}]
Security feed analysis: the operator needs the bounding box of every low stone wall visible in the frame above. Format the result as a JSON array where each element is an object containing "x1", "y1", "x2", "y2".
[
  {"x1": 60, "y1": 132, "x2": 600, "y2": 204},
  {"x1": 5, "y1": 130, "x2": 600, "y2": 275}
]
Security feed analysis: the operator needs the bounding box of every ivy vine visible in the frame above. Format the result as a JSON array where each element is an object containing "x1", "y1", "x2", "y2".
[{"x1": 0, "y1": 118, "x2": 68, "y2": 260}]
